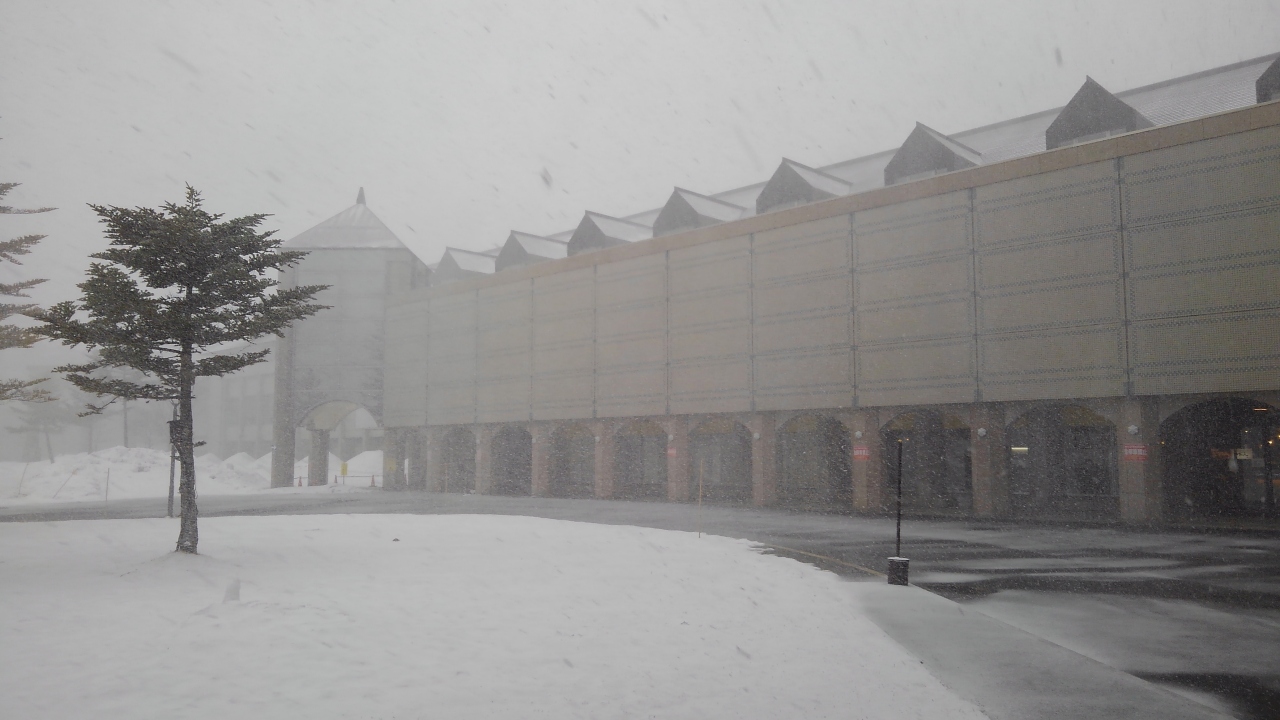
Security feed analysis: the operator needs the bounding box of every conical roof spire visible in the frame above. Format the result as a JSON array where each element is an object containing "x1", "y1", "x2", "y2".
[{"x1": 356, "y1": 187, "x2": 366, "y2": 205}]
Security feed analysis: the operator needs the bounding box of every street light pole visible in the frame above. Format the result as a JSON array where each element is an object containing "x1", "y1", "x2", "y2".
[{"x1": 888, "y1": 437, "x2": 909, "y2": 585}]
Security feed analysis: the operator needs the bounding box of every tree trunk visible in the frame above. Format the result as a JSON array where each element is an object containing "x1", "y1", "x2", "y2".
[
  {"x1": 175, "y1": 346, "x2": 199, "y2": 554},
  {"x1": 123, "y1": 398, "x2": 129, "y2": 448}
]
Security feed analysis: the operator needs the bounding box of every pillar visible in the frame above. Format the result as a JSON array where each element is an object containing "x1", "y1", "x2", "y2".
[
  {"x1": 970, "y1": 403, "x2": 1010, "y2": 518},
  {"x1": 1118, "y1": 397, "x2": 1162, "y2": 523},
  {"x1": 269, "y1": 308, "x2": 298, "y2": 488},
  {"x1": 849, "y1": 409, "x2": 883, "y2": 512},
  {"x1": 474, "y1": 425, "x2": 494, "y2": 495},
  {"x1": 382, "y1": 429, "x2": 405, "y2": 490},
  {"x1": 593, "y1": 421, "x2": 615, "y2": 499},
  {"x1": 308, "y1": 429, "x2": 330, "y2": 486},
  {"x1": 407, "y1": 428, "x2": 427, "y2": 490},
  {"x1": 425, "y1": 427, "x2": 445, "y2": 492},
  {"x1": 748, "y1": 413, "x2": 776, "y2": 507},
  {"x1": 665, "y1": 416, "x2": 690, "y2": 502},
  {"x1": 531, "y1": 423, "x2": 553, "y2": 497}
]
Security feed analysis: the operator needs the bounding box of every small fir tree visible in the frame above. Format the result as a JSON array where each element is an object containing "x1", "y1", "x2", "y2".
[
  {"x1": 1, "y1": 179, "x2": 54, "y2": 402},
  {"x1": 33, "y1": 187, "x2": 327, "y2": 553}
]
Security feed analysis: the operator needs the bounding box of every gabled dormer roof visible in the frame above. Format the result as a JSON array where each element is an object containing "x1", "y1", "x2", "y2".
[
  {"x1": 567, "y1": 211, "x2": 652, "y2": 256},
  {"x1": 755, "y1": 159, "x2": 851, "y2": 215},
  {"x1": 883, "y1": 123, "x2": 982, "y2": 186},
  {"x1": 1258, "y1": 55, "x2": 1280, "y2": 103},
  {"x1": 652, "y1": 188, "x2": 747, "y2": 237},
  {"x1": 1046, "y1": 77, "x2": 1154, "y2": 150},
  {"x1": 285, "y1": 188, "x2": 406, "y2": 250},
  {"x1": 495, "y1": 231, "x2": 568, "y2": 271},
  {"x1": 431, "y1": 247, "x2": 496, "y2": 286}
]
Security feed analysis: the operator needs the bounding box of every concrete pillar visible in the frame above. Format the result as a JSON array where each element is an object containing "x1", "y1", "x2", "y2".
[
  {"x1": 308, "y1": 429, "x2": 330, "y2": 486},
  {"x1": 970, "y1": 403, "x2": 1010, "y2": 518},
  {"x1": 665, "y1": 416, "x2": 690, "y2": 502},
  {"x1": 531, "y1": 423, "x2": 553, "y2": 497},
  {"x1": 1117, "y1": 397, "x2": 1162, "y2": 523},
  {"x1": 748, "y1": 413, "x2": 777, "y2": 507},
  {"x1": 407, "y1": 428, "x2": 427, "y2": 490},
  {"x1": 474, "y1": 425, "x2": 494, "y2": 495},
  {"x1": 425, "y1": 427, "x2": 445, "y2": 492},
  {"x1": 382, "y1": 429, "x2": 405, "y2": 490},
  {"x1": 593, "y1": 421, "x2": 615, "y2": 499},
  {"x1": 849, "y1": 409, "x2": 883, "y2": 512}
]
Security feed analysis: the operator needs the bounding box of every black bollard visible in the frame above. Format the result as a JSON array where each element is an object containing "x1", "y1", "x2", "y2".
[
  {"x1": 888, "y1": 438, "x2": 909, "y2": 585},
  {"x1": 887, "y1": 557, "x2": 910, "y2": 586}
]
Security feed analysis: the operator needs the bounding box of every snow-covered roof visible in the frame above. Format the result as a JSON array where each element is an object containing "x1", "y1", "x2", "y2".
[
  {"x1": 508, "y1": 231, "x2": 567, "y2": 260},
  {"x1": 285, "y1": 189, "x2": 405, "y2": 250}
]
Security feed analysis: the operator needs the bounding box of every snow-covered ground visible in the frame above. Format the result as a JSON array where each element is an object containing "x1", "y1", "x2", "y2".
[
  {"x1": 0, "y1": 446, "x2": 383, "y2": 505},
  {"x1": 0, "y1": 514, "x2": 987, "y2": 719}
]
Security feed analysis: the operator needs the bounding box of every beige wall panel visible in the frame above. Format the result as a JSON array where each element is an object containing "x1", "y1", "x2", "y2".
[
  {"x1": 531, "y1": 373, "x2": 593, "y2": 420},
  {"x1": 669, "y1": 359, "x2": 752, "y2": 415},
  {"x1": 1130, "y1": 263, "x2": 1280, "y2": 322},
  {"x1": 476, "y1": 377, "x2": 530, "y2": 424},
  {"x1": 427, "y1": 383, "x2": 475, "y2": 426},
  {"x1": 978, "y1": 232, "x2": 1121, "y2": 290},
  {"x1": 597, "y1": 303, "x2": 664, "y2": 341},
  {"x1": 857, "y1": 254, "x2": 971, "y2": 305},
  {"x1": 854, "y1": 191, "x2": 970, "y2": 266},
  {"x1": 669, "y1": 324, "x2": 751, "y2": 362},
  {"x1": 478, "y1": 322, "x2": 530, "y2": 357},
  {"x1": 857, "y1": 296, "x2": 972, "y2": 344},
  {"x1": 597, "y1": 334, "x2": 666, "y2": 369},
  {"x1": 597, "y1": 254, "x2": 665, "y2": 307},
  {"x1": 669, "y1": 288, "x2": 751, "y2": 333},
  {"x1": 1123, "y1": 125, "x2": 1280, "y2": 227},
  {"x1": 668, "y1": 236, "x2": 750, "y2": 295},
  {"x1": 1129, "y1": 310, "x2": 1280, "y2": 396},
  {"x1": 975, "y1": 161, "x2": 1118, "y2": 246},
  {"x1": 533, "y1": 267, "x2": 594, "y2": 315},
  {"x1": 1127, "y1": 205, "x2": 1280, "y2": 271},
  {"x1": 533, "y1": 341, "x2": 592, "y2": 374},
  {"x1": 477, "y1": 282, "x2": 531, "y2": 326},
  {"x1": 978, "y1": 325, "x2": 1125, "y2": 402},
  {"x1": 534, "y1": 313, "x2": 592, "y2": 350},
  {"x1": 596, "y1": 367, "x2": 666, "y2": 418},
  {"x1": 857, "y1": 338, "x2": 976, "y2": 407},
  {"x1": 753, "y1": 312, "x2": 850, "y2": 355},
  {"x1": 753, "y1": 216, "x2": 851, "y2": 281},
  {"x1": 754, "y1": 349, "x2": 852, "y2": 411},
  {"x1": 382, "y1": 301, "x2": 428, "y2": 427},
  {"x1": 753, "y1": 274, "x2": 851, "y2": 320},
  {"x1": 980, "y1": 279, "x2": 1124, "y2": 333},
  {"x1": 477, "y1": 348, "x2": 530, "y2": 379}
]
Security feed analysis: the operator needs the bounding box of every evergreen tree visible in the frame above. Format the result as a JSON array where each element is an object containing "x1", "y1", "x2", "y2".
[
  {"x1": 33, "y1": 187, "x2": 327, "y2": 553},
  {"x1": 0, "y1": 178, "x2": 54, "y2": 403}
]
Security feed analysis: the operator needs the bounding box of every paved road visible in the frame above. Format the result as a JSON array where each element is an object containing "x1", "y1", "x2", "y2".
[{"x1": 5, "y1": 490, "x2": 1279, "y2": 719}]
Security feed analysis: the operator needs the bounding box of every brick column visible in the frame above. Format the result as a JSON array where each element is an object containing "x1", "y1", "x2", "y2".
[
  {"x1": 425, "y1": 427, "x2": 445, "y2": 492},
  {"x1": 531, "y1": 423, "x2": 553, "y2": 497},
  {"x1": 665, "y1": 416, "x2": 691, "y2": 502},
  {"x1": 849, "y1": 409, "x2": 883, "y2": 512},
  {"x1": 970, "y1": 403, "x2": 1010, "y2": 518},
  {"x1": 474, "y1": 425, "x2": 494, "y2": 495},
  {"x1": 308, "y1": 429, "x2": 330, "y2": 486},
  {"x1": 748, "y1": 413, "x2": 777, "y2": 507},
  {"x1": 593, "y1": 421, "x2": 615, "y2": 499},
  {"x1": 1117, "y1": 397, "x2": 1162, "y2": 523}
]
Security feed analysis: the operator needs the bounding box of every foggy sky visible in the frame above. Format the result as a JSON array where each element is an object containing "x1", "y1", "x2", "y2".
[{"x1": 3, "y1": 0, "x2": 1280, "y2": 311}]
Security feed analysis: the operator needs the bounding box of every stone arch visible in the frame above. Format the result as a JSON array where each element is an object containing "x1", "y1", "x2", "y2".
[
  {"x1": 550, "y1": 422, "x2": 596, "y2": 498},
  {"x1": 1160, "y1": 397, "x2": 1278, "y2": 520},
  {"x1": 880, "y1": 410, "x2": 972, "y2": 514},
  {"x1": 491, "y1": 425, "x2": 533, "y2": 496},
  {"x1": 614, "y1": 419, "x2": 668, "y2": 501},
  {"x1": 1007, "y1": 404, "x2": 1117, "y2": 520},
  {"x1": 296, "y1": 400, "x2": 381, "y2": 486},
  {"x1": 690, "y1": 417, "x2": 753, "y2": 505},
  {"x1": 776, "y1": 414, "x2": 852, "y2": 512},
  {"x1": 442, "y1": 426, "x2": 476, "y2": 494}
]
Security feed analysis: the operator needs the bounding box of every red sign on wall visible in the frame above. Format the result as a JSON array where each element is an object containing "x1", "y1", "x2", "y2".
[
  {"x1": 853, "y1": 445, "x2": 871, "y2": 461},
  {"x1": 666, "y1": 447, "x2": 677, "y2": 458},
  {"x1": 1123, "y1": 444, "x2": 1149, "y2": 462}
]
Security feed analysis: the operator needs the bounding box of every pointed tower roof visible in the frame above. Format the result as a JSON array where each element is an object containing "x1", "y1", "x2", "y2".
[
  {"x1": 495, "y1": 231, "x2": 568, "y2": 271},
  {"x1": 567, "y1": 212, "x2": 652, "y2": 256},
  {"x1": 431, "y1": 247, "x2": 496, "y2": 286},
  {"x1": 1257, "y1": 55, "x2": 1280, "y2": 103},
  {"x1": 883, "y1": 123, "x2": 982, "y2": 186},
  {"x1": 285, "y1": 189, "x2": 404, "y2": 249},
  {"x1": 755, "y1": 159, "x2": 851, "y2": 215},
  {"x1": 1046, "y1": 77, "x2": 1154, "y2": 150},
  {"x1": 652, "y1": 188, "x2": 747, "y2": 237}
]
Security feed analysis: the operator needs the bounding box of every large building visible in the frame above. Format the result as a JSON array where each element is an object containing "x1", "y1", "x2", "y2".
[{"x1": 276, "y1": 54, "x2": 1280, "y2": 525}]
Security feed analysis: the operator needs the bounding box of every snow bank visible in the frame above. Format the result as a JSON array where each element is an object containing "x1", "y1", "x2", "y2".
[{"x1": 0, "y1": 514, "x2": 986, "y2": 719}]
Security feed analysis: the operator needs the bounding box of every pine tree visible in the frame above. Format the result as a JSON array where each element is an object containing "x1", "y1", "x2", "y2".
[
  {"x1": 33, "y1": 187, "x2": 328, "y2": 553},
  {"x1": 0, "y1": 178, "x2": 54, "y2": 403}
]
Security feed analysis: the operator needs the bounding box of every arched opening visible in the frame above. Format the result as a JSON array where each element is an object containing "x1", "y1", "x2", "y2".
[
  {"x1": 690, "y1": 417, "x2": 753, "y2": 505},
  {"x1": 297, "y1": 400, "x2": 383, "y2": 486},
  {"x1": 1161, "y1": 398, "x2": 1278, "y2": 519},
  {"x1": 880, "y1": 411, "x2": 972, "y2": 514},
  {"x1": 614, "y1": 419, "x2": 668, "y2": 501},
  {"x1": 1007, "y1": 404, "x2": 1117, "y2": 520},
  {"x1": 551, "y1": 423, "x2": 595, "y2": 498},
  {"x1": 777, "y1": 415, "x2": 852, "y2": 513},
  {"x1": 442, "y1": 427, "x2": 476, "y2": 494},
  {"x1": 491, "y1": 426, "x2": 532, "y2": 496}
]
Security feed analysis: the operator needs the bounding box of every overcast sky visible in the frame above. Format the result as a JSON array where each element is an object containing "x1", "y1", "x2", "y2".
[{"x1": 3, "y1": 0, "x2": 1280, "y2": 307}]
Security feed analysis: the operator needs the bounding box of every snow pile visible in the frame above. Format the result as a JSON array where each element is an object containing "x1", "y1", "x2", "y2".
[
  {"x1": 0, "y1": 446, "x2": 271, "y2": 504},
  {"x1": 0, "y1": 514, "x2": 986, "y2": 719}
]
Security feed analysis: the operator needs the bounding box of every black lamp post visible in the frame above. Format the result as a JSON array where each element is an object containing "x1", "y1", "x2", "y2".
[{"x1": 888, "y1": 437, "x2": 909, "y2": 585}]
